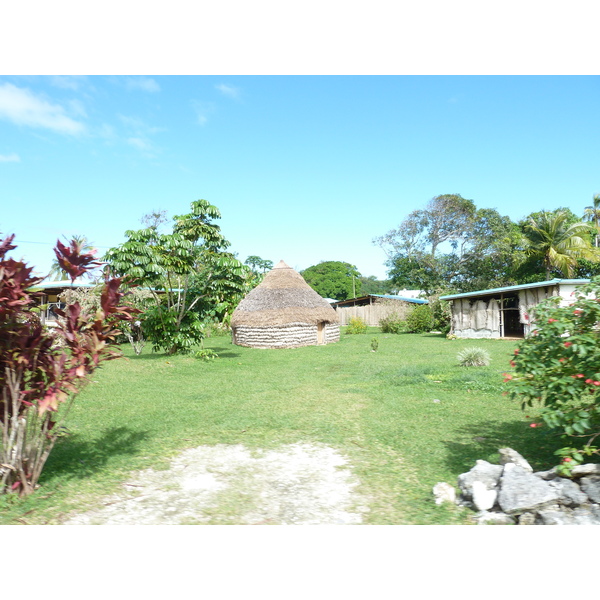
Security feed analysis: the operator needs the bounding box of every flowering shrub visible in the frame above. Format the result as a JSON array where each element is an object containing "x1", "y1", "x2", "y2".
[
  {"x1": 404, "y1": 304, "x2": 434, "y2": 334},
  {"x1": 509, "y1": 276, "x2": 600, "y2": 474}
]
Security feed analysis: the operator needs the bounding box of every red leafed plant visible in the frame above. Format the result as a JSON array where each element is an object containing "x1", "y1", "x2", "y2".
[{"x1": 1, "y1": 235, "x2": 138, "y2": 496}]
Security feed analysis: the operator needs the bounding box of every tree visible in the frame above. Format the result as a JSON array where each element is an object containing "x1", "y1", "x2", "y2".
[
  {"x1": 358, "y1": 275, "x2": 395, "y2": 296},
  {"x1": 301, "y1": 261, "x2": 361, "y2": 300},
  {"x1": 244, "y1": 256, "x2": 274, "y2": 274},
  {"x1": 376, "y1": 195, "x2": 520, "y2": 295},
  {"x1": 521, "y1": 210, "x2": 599, "y2": 279},
  {"x1": 1, "y1": 235, "x2": 137, "y2": 495},
  {"x1": 583, "y1": 194, "x2": 600, "y2": 248},
  {"x1": 104, "y1": 199, "x2": 249, "y2": 355}
]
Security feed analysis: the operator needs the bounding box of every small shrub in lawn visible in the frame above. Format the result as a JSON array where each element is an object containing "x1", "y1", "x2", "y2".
[
  {"x1": 405, "y1": 305, "x2": 434, "y2": 333},
  {"x1": 509, "y1": 276, "x2": 600, "y2": 475},
  {"x1": 457, "y1": 347, "x2": 491, "y2": 367},
  {"x1": 370, "y1": 338, "x2": 379, "y2": 352},
  {"x1": 346, "y1": 316, "x2": 367, "y2": 334},
  {"x1": 194, "y1": 348, "x2": 219, "y2": 361},
  {"x1": 379, "y1": 312, "x2": 406, "y2": 334}
]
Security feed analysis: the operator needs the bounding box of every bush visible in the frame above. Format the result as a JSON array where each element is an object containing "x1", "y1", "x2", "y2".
[
  {"x1": 346, "y1": 316, "x2": 367, "y2": 334},
  {"x1": 0, "y1": 236, "x2": 137, "y2": 496},
  {"x1": 509, "y1": 276, "x2": 600, "y2": 474},
  {"x1": 404, "y1": 305, "x2": 434, "y2": 333},
  {"x1": 379, "y1": 312, "x2": 406, "y2": 334},
  {"x1": 457, "y1": 347, "x2": 491, "y2": 367}
]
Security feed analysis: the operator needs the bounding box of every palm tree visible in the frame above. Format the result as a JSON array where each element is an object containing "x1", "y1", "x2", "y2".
[
  {"x1": 523, "y1": 210, "x2": 599, "y2": 279},
  {"x1": 583, "y1": 193, "x2": 600, "y2": 247},
  {"x1": 48, "y1": 235, "x2": 97, "y2": 281}
]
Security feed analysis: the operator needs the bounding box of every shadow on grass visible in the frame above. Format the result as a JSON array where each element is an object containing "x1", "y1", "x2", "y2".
[
  {"x1": 443, "y1": 419, "x2": 563, "y2": 474},
  {"x1": 40, "y1": 426, "x2": 151, "y2": 484}
]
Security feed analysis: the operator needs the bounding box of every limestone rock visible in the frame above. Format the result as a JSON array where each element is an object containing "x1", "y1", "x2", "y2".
[
  {"x1": 518, "y1": 512, "x2": 536, "y2": 525},
  {"x1": 572, "y1": 505, "x2": 600, "y2": 525},
  {"x1": 497, "y1": 463, "x2": 561, "y2": 515},
  {"x1": 534, "y1": 468, "x2": 559, "y2": 481},
  {"x1": 498, "y1": 448, "x2": 533, "y2": 472},
  {"x1": 549, "y1": 477, "x2": 589, "y2": 507},
  {"x1": 571, "y1": 464, "x2": 600, "y2": 478},
  {"x1": 476, "y1": 511, "x2": 515, "y2": 525},
  {"x1": 579, "y1": 475, "x2": 600, "y2": 503},
  {"x1": 471, "y1": 480, "x2": 497, "y2": 511},
  {"x1": 457, "y1": 460, "x2": 503, "y2": 501},
  {"x1": 433, "y1": 482, "x2": 456, "y2": 505},
  {"x1": 537, "y1": 510, "x2": 575, "y2": 525}
]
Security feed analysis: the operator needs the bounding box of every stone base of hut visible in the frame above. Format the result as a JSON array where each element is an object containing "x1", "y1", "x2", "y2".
[{"x1": 232, "y1": 323, "x2": 340, "y2": 349}]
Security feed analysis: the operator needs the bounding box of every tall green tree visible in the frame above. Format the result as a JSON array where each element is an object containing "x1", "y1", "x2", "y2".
[
  {"x1": 104, "y1": 199, "x2": 249, "y2": 354},
  {"x1": 301, "y1": 261, "x2": 361, "y2": 300},
  {"x1": 583, "y1": 194, "x2": 600, "y2": 248},
  {"x1": 522, "y1": 210, "x2": 598, "y2": 279}
]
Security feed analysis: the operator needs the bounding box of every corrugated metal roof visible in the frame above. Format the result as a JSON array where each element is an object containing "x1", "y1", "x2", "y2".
[
  {"x1": 331, "y1": 294, "x2": 428, "y2": 306},
  {"x1": 439, "y1": 279, "x2": 590, "y2": 301}
]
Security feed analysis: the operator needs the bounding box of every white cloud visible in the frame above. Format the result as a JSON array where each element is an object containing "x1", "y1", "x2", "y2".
[
  {"x1": 215, "y1": 83, "x2": 240, "y2": 99},
  {"x1": 192, "y1": 101, "x2": 215, "y2": 126},
  {"x1": 0, "y1": 83, "x2": 85, "y2": 135},
  {"x1": 125, "y1": 77, "x2": 160, "y2": 93},
  {"x1": 50, "y1": 76, "x2": 86, "y2": 91},
  {"x1": 126, "y1": 137, "x2": 156, "y2": 156},
  {"x1": 0, "y1": 153, "x2": 20, "y2": 162}
]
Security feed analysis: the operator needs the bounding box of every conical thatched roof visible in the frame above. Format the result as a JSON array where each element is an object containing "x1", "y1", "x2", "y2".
[{"x1": 230, "y1": 260, "x2": 340, "y2": 327}]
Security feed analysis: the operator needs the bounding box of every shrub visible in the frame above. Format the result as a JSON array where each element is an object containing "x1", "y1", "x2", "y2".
[
  {"x1": 346, "y1": 316, "x2": 367, "y2": 334},
  {"x1": 370, "y1": 338, "x2": 379, "y2": 352},
  {"x1": 404, "y1": 304, "x2": 434, "y2": 333},
  {"x1": 508, "y1": 276, "x2": 600, "y2": 474},
  {"x1": 379, "y1": 312, "x2": 406, "y2": 334},
  {"x1": 0, "y1": 236, "x2": 137, "y2": 496},
  {"x1": 457, "y1": 347, "x2": 491, "y2": 367}
]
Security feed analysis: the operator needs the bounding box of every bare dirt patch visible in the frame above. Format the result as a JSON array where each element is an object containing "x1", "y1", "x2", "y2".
[{"x1": 63, "y1": 443, "x2": 370, "y2": 525}]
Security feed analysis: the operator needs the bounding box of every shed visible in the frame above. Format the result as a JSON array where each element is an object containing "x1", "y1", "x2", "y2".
[
  {"x1": 440, "y1": 279, "x2": 590, "y2": 339},
  {"x1": 230, "y1": 260, "x2": 340, "y2": 348},
  {"x1": 331, "y1": 294, "x2": 428, "y2": 326}
]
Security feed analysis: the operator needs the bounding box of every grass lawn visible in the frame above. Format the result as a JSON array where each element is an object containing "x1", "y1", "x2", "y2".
[{"x1": 0, "y1": 328, "x2": 562, "y2": 525}]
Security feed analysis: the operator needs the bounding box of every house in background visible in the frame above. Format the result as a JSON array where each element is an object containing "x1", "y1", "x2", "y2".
[
  {"x1": 440, "y1": 279, "x2": 590, "y2": 339},
  {"x1": 331, "y1": 294, "x2": 428, "y2": 327},
  {"x1": 34, "y1": 279, "x2": 94, "y2": 326}
]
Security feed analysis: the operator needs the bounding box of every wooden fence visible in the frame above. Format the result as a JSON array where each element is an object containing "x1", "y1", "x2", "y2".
[{"x1": 334, "y1": 299, "x2": 414, "y2": 326}]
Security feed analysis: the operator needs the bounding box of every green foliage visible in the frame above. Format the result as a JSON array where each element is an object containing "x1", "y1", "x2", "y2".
[
  {"x1": 104, "y1": 199, "x2": 251, "y2": 354},
  {"x1": 359, "y1": 275, "x2": 394, "y2": 296},
  {"x1": 509, "y1": 277, "x2": 600, "y2": 470},
  {"x1": 346, "y1": 316, "x2": 368, "y2": 334},
  {"x1": 301, "y1": 261, "x2": 361, "y2": 301},
  {"x1": 370, "y1": 337, "x2": 379, "y2": 352},
  {"x1": 404, "y1": 304, "x2": 434, "y2": 333},
  {"x1": 244, "y1": 255, "x2": 273, "y2": 274},
  {"x1": 457, "y1": 347, "x2": 491, "y2": 367},
  {"x1": 194, "y1": 348, "x2": 219, "y2": 361},
  {"x1": 379, "y1": 312, "x2": 407, "y2": 334},
  {"x1": 521, "y1": 209, "x2": 599, "y2": 278}
]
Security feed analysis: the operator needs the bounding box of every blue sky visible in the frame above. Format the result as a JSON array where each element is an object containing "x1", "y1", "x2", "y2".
[{"x1": 1, "y1": 75, "x2": 599, "y2": 281}]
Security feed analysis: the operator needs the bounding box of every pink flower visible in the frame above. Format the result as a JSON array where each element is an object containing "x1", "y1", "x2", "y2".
[
  {"x1": 509, "y1": 360, "x2": 516, "y2": 367},
  {"x1": 564, "y1": 341, "x2": 573, "y2": 348},
  {"x1": 530, "y1": 423, "x2": 538, "y2": 428},
  {"x1": 586, "y1": 379, "x2": 593, "y2": 384},
  {"x1": 577, "y1": 374, "x2": 585, "y2": 378},
  {"x1": 562, "y1": 457, "x2": 572, "y2": 463},
  {"x1": 514, "y1": 349, "x2": 519, "y2": 355},
  {"x1": 548, "y1": 318, "x2": 558, "y2": 323},
  {"x1": 594, "y1": 381, "x2": 600, "y2": 386},
  {"x1": 503, "y1": 373, "x2": 513, "y2": 382},
  {"x1": 574, "y1": 309, "x2": 582, "y2": 316}
]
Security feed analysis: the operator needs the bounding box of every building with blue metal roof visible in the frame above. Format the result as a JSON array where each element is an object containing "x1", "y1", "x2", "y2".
[{"x1": 440, "y1": 279, "x2": 590, "y2": 339}]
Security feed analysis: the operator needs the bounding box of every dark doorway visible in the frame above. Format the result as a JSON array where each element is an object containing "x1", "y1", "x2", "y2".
[{"x1": 502, "y1": 296, "x2": 525, "y2": 337}]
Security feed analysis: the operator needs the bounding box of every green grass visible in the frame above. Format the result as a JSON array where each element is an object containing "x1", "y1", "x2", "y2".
[{"x1": 0, "y1": 328, "x2": 561, "y2": 525}]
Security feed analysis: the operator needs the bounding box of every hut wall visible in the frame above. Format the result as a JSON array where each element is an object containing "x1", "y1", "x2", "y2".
[
  {"x1": 232, "y1": 323, "x2": 340, "y2": 348},
  {"x1": 335, "y1": 300, "x2": 412, "y2": 327},
  {"x1": 451, "y1": 299, "x2": 501, "y2": 339}
]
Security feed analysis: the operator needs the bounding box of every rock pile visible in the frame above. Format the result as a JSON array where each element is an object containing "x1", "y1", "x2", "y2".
[{"x1": 434, "y1": 448, "x2": 600, "y2": 524}]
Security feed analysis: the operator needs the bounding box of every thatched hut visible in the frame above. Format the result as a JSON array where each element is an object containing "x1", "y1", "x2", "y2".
[{"x1": 230, "y1": 260, "x2": 340, "y2": 348}]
